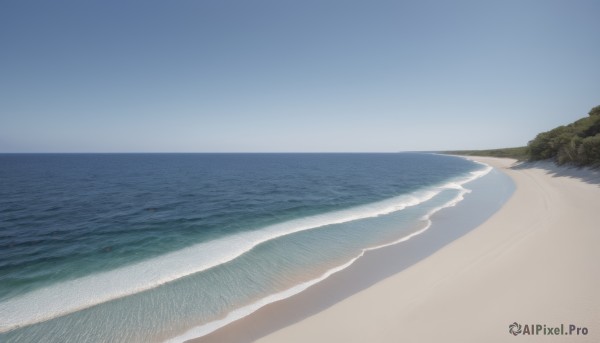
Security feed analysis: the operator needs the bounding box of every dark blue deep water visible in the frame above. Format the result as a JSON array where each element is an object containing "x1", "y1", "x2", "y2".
[{"x1": 0, "y1": 153, "x2": 489, "y2": 342}]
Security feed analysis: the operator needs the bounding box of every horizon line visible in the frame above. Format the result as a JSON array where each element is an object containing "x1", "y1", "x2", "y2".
[{"x1": 0, "y1": 151, "x2": 441, "y2": 154}]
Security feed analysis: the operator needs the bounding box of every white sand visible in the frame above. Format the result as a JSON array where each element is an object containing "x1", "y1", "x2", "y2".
[{"x1": 255, "y1": 157, "x2": 600, "y2": 342}]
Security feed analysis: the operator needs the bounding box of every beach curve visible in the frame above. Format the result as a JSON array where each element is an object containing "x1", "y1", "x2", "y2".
[{"x1": 206, "y1": 156, "x2": 600, "y2": 343}]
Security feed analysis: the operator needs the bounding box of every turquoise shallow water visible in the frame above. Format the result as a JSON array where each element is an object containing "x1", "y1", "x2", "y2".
[{"x1": 0, "y1": 153, "x2": 494, "y2": 342}]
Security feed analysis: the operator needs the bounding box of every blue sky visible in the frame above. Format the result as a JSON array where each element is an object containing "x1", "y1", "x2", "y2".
[{"x1": 1, "y1": 0, "x2": 599, "y2": 152}]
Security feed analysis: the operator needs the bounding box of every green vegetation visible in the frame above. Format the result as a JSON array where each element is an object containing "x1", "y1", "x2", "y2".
[
  {"x1": 444, "y1": 147, "x2": 528, "y2": 161},
  {"x1": 527, "y1": 105, "x2": 600, "y2": 167},
  {"x1": 445, "y1": 105, "x2": 600, "y2": 167}
]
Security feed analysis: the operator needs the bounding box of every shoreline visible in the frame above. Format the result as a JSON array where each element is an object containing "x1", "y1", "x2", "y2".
[
  {"x1": 252, "y1": 157, "x2": 600, "y2": 342},
  {"x1": 192, "y1": 157, "x2": 599, "y2": 342},
  {"x1": 186, "y1": 157, "x2": 515, "y2": 343}
]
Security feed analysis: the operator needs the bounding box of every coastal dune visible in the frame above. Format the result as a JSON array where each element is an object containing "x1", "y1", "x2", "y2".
[{"x1": 251, "y1": 157, "x2": 600, "y2": 342}]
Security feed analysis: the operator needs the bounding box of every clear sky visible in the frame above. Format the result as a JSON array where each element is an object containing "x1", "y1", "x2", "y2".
[{"x1": 1, "y1": 0, "x2": 599, "y2": 152}]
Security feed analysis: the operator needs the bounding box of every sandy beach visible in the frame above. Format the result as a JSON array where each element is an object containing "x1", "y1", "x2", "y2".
[
  {"x1": 198, "y1": 156, "x2": 600, "y2": 342},
  {"x1": 255, "y1": 157, "x2": 600, "y2": 342}
]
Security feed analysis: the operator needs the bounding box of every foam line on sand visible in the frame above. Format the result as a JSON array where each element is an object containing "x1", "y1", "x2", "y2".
[{"x1": 252, "y1": 156, "x2": 600, "y2": 343}]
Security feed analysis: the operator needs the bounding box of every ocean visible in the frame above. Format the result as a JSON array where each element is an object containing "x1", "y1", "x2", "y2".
[{"x1": 0, "y1": 153, "x2": 507, "y2": 342}]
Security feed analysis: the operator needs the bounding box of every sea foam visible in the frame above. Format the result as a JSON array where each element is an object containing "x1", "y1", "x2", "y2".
[
  {"x1": 165, "y1": 161, "x2": 493, "y2": 342},
  {"x1": 0, "y1": 160, "x2": 492, "y2": 335}
]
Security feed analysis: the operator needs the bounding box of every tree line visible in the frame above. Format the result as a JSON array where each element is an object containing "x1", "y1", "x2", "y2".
[
  {"x1": 527, "y1": 105, "x2": 600, "y2": 166},
  {"x1": 445, "y1": 105, "x2": 600, "y2": 168}
]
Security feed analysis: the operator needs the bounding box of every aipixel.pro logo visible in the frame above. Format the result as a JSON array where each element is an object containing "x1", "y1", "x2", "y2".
[
  {"x1": 509, "y1": 322, "x2": 588, "y2": 336},
  {"x1": 509, "y1": 322, "x2": 522, "y2": 336}
]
